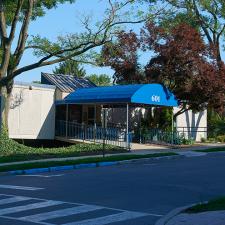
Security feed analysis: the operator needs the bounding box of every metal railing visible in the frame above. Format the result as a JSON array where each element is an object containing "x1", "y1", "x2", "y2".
[
  {"x1": 140, "y1": 129, "x2": 183, "y2": 145},
  {"x1": 176, "y1": 126, "x2": 207, "y2": 140},
  {"x1": 55, "y1": 120, "x2": 128, "y2": 148}
]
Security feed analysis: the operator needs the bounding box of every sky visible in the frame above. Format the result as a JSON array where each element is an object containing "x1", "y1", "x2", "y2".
[{"x1": 16, "y1": 0, "x2": 120, "y2": 83}]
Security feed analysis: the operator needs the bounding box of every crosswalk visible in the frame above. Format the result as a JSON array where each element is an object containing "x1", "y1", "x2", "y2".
[{"x1": 0, "y1": 194, "x2": 152, "y2": 225}]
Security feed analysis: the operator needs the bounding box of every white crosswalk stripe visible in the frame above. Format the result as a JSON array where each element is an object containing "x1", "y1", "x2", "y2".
[
  {"x1": 62, "y1": 211, "x2": 149, "y2": 225},
  {"x1": 19, "y1": 205, "x2": 104, "y2": 222},
  {"x1": 0, "y1": 194, "x2": 154, "y2": 225},
  {"x1": 0, "y1": 184, "x2": 44, "y2": 191},
  {"x1": 0, "y1": 200, "x2": 62, "y2": 216},
  {"x1": 0, "y1": 196, "x2": 31, "y2": 205}
]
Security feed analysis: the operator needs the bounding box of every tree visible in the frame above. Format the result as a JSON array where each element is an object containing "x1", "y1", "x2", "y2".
[
  {"x1": 53, "y1": 60, "x2": 86, "y2": 77},
  {"x1": 0, "y1": 0, "x2": 145, "y2": 130},
  {"x1": 102, "y1": 22, "x2": 225, "y2": 119},
  {"x1": 140, "y1": 0, "x2": 225, "y2": 64},
  {"x1": 102, "y1": 31, "x2": 143, "y2": 84},
  {"x1": 86, "y1": 74, "x2": 111, "y2": 86},
  {"x1": 143, "y1": 23, "x2": 225, "y2": 117}
]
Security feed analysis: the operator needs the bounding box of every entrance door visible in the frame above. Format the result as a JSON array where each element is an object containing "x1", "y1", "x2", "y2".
[{"x1": 87, "y1": 106, "x2": 95, "y2": 125}]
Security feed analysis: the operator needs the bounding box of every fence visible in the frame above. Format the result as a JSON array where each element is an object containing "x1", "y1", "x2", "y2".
[
  {"x1": 139, "y1": 129, "x2": 183, "y2": 145},
  {"x1": 55, "y1": 120, "x2": 128, "y2": 148},
  {"x1": 176, "y1": 126, "x2": 207, "y2": 141}
]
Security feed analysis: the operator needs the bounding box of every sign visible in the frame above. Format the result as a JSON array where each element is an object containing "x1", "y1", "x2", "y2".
[{"x1": 151, "y1": 95, "x2": 160, "y2": 103}]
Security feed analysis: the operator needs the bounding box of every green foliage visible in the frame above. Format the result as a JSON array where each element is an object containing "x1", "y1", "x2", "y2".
[
  {"x1": 186, "y1": 196, "x2": 225, "y2": 213},
  {"x1": 3, "y1": 0, "x2": 75, "y2": 25},
  {"x1": 181, "y1": 137, "x2": 195, "y2": 145},
  {"x1": 0, "y1": 128, "x2": 121, "y2": 163},
  {"x1": 53, "y1": 60, "x2": 86, "y2": 77},
  {"x1": 28, "y1": 35, "x2": 61, "y2": 58},
  {"x1": 208, "y1": 109, "x2": 225, "y2": 137},
  {"x1": 0, "y1": 152, "x2": 177, "y2": 172},
  {"x1": 216, "y1": 135, "x2": 225, "y2": 143},
  {"x1": 86, "y1": 74, "x2": 112, "y2": 86},
  {"x1": 200, "y1": 137, "x2": 207, "y2": 143},
  {"x1": 140, "y1": 107, "x2": 173, "y2": 131}
]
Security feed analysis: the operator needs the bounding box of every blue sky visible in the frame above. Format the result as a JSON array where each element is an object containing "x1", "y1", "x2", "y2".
[{"x1": 16, "y1": 0, "x2": 119, "y2": 83}]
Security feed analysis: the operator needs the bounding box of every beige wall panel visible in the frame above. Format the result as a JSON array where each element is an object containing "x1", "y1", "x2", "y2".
[{"x1": 8, "y1": 84, "x2": 55, "y2": 140}]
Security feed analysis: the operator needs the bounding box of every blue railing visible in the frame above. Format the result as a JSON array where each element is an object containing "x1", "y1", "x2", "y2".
[
  {"x1": 55, "y1": 120, "x2": 128, "y2": 148},
  {"x1": 140, "y1": 129, "x2": 183, "y2": 145}
]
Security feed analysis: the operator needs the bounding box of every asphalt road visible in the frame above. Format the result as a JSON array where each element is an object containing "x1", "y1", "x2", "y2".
[{"x1": 0, "y1": 152, "x2": 225, "y2": 225}]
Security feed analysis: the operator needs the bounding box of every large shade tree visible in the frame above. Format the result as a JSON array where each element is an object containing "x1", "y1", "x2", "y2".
[
  {"x1": 139, "y1": 0, "x2": 225, "y2": 64},
  {"x1": 0, "y1": 0, "x2": 145, "y2": 129}
]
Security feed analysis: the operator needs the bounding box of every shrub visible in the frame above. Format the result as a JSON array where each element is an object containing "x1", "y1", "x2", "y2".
[
  {"x1": 216, "y1": 135, "x2": 225, "y2": 143},
  {"x1": 182, "y1": 137, "x2": 195, "y2": 145},
  {"x1": 0, "y1": 126, "x2": 123, "y2": 163},
  {"x1": 200, "y1": 137, "x2": 207, "y2": 143}
]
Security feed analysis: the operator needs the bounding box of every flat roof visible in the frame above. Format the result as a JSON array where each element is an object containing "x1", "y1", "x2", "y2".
[{"x1": 56, "y1": 84, "x2": 178, "y2": 107}]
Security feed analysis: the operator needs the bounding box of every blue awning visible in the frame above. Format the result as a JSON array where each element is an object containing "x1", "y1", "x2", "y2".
[{"x1": 56, "y1": 84, "x2": 178, "y2": 107}]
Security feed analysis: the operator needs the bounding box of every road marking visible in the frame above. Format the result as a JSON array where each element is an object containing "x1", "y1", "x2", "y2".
[
  {"x1": 62, "y1": 211, "x2": 149, "y2": 225},
  {"x1": 0, "y1": 200, "x2": 62, "y2": 216},
  {"x1": 0, "y1": 196, "x2": 31, "y2": 205},
  {"x1": 20, "y1": 174, "x2": 65, "y2": 178},
  {"x1": 143, "y1": 163, "x2": 157, "y2": 166},
  {"x1": 0, "y1": 194, "x2": 159, "y2": 225},
  {"x1": 19, "y1": 205, "x2": 103, "y2": 222},
  {"x1": 0, "y1": 185, "x2": 43, "y2": 191}
]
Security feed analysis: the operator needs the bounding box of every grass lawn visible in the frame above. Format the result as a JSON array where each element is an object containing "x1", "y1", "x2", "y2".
[
  {"x1": 186, "y1": 196, "x2": 225, "y2": 213},
  {"x1": 195, "y1": 147, "x2": 225, "y2": 153},
  {"x1": 0, "y1": 131, "x2": 128, "y2": 163},
  {"x1": 0, "y1": 152, "x2": 177, "y2": 173},
  {"x1": 0, "y1": 141, "x2": 128, "y2": 164}
]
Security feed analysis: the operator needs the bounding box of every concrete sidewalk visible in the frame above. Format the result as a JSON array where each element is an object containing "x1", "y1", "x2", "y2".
[
  {"x1": 0, "y1": 143, "x2": 225, "y2": 167},
  {"x1": 166, "y1": 210, "x2": 225, "y2": 225}
]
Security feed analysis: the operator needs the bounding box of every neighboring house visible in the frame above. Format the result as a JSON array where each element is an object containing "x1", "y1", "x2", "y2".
[{"x1": 7, "y1": 73, "x2": 207, "y2": 142}]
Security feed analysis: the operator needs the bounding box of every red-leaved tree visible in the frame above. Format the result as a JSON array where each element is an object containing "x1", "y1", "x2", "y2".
[
  {"x1": 102, "y1": 31, "x2": 143, "y2": 84},
  {"x1": 143, "y1": 23, "x2": 225, "y2": 117},
  {"x1": 102, "y1": 23, "x2": 225, "y2": 118}
]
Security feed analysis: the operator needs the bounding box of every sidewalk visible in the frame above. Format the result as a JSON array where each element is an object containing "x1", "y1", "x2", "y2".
[
  {"x1": 166, "y1": 210, "x2": 225, "y2": 225},
  {"x1": 1, "y1": 143, "x2": 225, "y2": 167}
]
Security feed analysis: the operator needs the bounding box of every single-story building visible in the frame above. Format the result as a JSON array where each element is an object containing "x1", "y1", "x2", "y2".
[{"x1": 7, "y1": 73, "x2": 207, "y2": 147}]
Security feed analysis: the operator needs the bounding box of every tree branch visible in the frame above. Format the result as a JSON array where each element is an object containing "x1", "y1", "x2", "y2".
[
  {"x1": 0, "y1": 0, "x2": 7, "y2": 39},
  {"x1": 14, "y1": 0, "x2": 34, "y2": 67},
  {"x1": 9, "y1": 0, "x2": 24, "y2": 43}
]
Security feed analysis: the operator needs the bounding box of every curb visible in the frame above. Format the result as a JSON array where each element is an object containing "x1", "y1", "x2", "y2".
[
  {"x1": 6, "y1": 161, "x2": 119, "y2": 176},
  {"x1": 0, "y1": 154, "x2": 180, "y2": 176},
  {"x1": 155, "y1": 203, "x2": 197, "y2": 225}
]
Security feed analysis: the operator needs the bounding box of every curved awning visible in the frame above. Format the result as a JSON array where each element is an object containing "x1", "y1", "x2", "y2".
[{"x1": 56, "y1": 84, "x2": 178, "y2": 107}]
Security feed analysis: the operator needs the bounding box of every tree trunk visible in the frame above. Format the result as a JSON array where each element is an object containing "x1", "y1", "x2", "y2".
[{"x1": 0, "y1": 85, "x2": 11, "y2": 132}]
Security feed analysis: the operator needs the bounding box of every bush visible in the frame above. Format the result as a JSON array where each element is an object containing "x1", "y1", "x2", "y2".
[
  {"x1": 181, "y1": 137, "x2": 195, "y2": 145},
  {"x1": 208, "y1": 137, "x2": 216, "y2": 143},
  {"x1": 0, "y1": 127, "x2": 124, "y2": 163},
  {"x1": 216, "y1": 135, "x2": 225, "y2": 143},
  {"x1": 200, "y1": 137, "x2": 207, "y2": 143}
]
